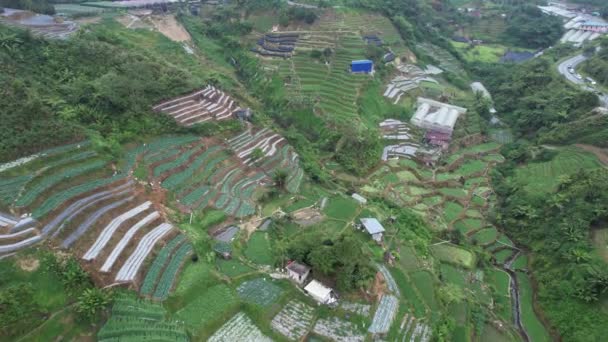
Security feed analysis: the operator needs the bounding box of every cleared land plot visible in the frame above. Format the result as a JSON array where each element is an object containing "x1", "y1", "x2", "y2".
[
  {"x1": 236, "y1": 278, "x2": 283, "y2": 306},
  {"x1": 431, "y1": 244, "x2": 476, "y2": 269}
]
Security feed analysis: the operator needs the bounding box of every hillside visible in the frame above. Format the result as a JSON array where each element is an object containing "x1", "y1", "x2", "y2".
[{"x1": 1, "y1": 1, "x2": 608, "y2": 342}]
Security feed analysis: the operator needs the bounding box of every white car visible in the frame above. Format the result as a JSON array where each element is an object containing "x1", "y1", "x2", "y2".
[
  {"x1": 575, "y1": 74, "x2": 583, "y2": 80},
  {"x1": 586, "y1": 77, "x2": 597, "y2": 85}
]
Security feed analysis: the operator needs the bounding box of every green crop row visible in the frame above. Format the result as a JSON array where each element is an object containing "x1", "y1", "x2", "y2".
[
  {"x1": 181, "y1": 185, "x2": 211, "y2": 206},
  {"x1": 0, "y1": 174, "x2": 33, "y2": 203},
  {"x1": 32, "y1": 175, "x2": 124, "y2": 219},
  {"x1": 140, "y1": 235, "x2": 187, "y2": 296},
  {"x1": 153, "y1": 148, "x2": 200, "y2": 177},
  {"x1": 153, "y1": 243, "x2": 193, "y2": 300},
  {"x1": 162, "y1": 146, "x2": 222, "y2": 190},
  {"x1": 17, "y1": 159, "x2": 107, "y2": 207}
]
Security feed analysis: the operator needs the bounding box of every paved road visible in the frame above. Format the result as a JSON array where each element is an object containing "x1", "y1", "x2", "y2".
[{"x1": 558, "y1": 54, "x2": 608, "y2": 107}]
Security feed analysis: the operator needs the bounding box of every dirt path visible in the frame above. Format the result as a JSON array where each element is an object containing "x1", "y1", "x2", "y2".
[{"x1": 575, "y1": 144, "x2": 608, "y2": 166}]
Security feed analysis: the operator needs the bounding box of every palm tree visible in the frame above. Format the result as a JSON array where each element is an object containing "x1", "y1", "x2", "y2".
[{"x1": 273, "y1": 169, "x2": 289, "y2": 191}]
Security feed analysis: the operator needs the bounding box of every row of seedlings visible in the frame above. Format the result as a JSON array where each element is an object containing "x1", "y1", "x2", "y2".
[
  {"x1": 153, "y1": 85, "x2": 242, "y2": 126},
  {"x1": 98, "y1": 295, "x2": 188, "y2": 341},
  {"x1": 140, "y1": 234, "x2": 193, "y2": 300},
  {"x1": 270, "y1": 300, "x2": 315, "y2": 340}
]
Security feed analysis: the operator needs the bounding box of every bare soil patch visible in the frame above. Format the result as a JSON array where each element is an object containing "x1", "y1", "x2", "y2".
[
  {"x1": 17, "y1": 256, "x2": 40, "y2": 272},
  {"x1": 148, "y1": 15, "x2": 191, "y2": 42},
  {"x1": 575, "y1": 144, "x2": 608, "y2": 166},
  {"x1": 291, "y1": 206, "x2": 324, "y2": 226}
]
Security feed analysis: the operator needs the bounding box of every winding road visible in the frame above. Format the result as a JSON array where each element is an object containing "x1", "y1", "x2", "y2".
[{"x1": 558, "y1": 54, "x2": 608, "y2": 107}]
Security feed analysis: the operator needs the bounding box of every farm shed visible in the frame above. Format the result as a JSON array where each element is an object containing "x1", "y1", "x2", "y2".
[
  {"x1": 258, "y1": 219, "x2": 272, "y2": 231},
  {"x1": 360, "y1": 218, "x2": 385, "y2": 242},
  {"x1": 286, "y1": 261, "x2": 311, "y2": 285},
  {"x1": 383, "y1": 52, "x2": 395, "y2": 63},
  {"x1": 214, "y1": 226, "x2": 239, "y2": 242},
  {"x1": 350, "y1": 60, "x2": 373, "y2": 74},
  {"x1": 304, "y1": 280, "x2": 337, "y2": 305},
  {"x1": 352, "y1": 193, "x2": 367, "y2": 205},
  {"x1": 411, "y1": 97, "x2": 467, "y2": 134}
]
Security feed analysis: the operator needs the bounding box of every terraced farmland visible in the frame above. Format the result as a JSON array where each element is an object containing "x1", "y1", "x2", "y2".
[
  {"x1": 153, "y1": 85, "x2": 243, "y2": 126},
  {"x1": 98, "y1": 295, "x2": 188, "y2": 342},
  {"x1": 262, "y1": 11, "x2": 404, "y2": 128},
  {"x1": 138, "y1": 130, "x2": 303, "y2": 218},
  {"x1": 0, "y1": 139, "x2": 196, "y2": 297}
]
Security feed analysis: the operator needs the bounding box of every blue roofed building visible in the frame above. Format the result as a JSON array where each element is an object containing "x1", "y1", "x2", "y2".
[{"x1": 351, "y1": 60, "x2": 374, "y2": 74}]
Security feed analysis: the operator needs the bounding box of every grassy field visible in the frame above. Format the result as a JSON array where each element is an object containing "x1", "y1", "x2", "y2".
[
  {"x1": 471, "y1": 227, "x2": 498, "y2": 245},
  {"x1": 514, "y1": 147, "x2": 602, "y2": 195},
  {"x1": 431, "y1": 244, "x2": 476, "y2": 269},
  {"x1": 441, "y1": 263, "x2": 467, "y2": 287},
  {"x1": 452, "y1": 42, "x2": 506, "y2": 63},
  {"x1": 517, "y1": 272, "x2": 551, "y2": 342},
  {"x1": 390, "y1": 267, "x2": 427, "y2": 317},
  {"x1": 411, "y1": 270, "x2": 439, "y2": 312},
  {"x1": 245, "y1": 232, "x2": 274, "y2": 265},
  {"x1": 323, "y1": 196, "x2": 359, "y2": 221},
  {"x1": 176, "y1": 284, "x2": 239, "y2": 334},
  {"x1": 217, "y1": 259, "x2": 255, "y2": 278},
  {"x1": 443, "y1": 201, "x2": 464, "y2": 223}
]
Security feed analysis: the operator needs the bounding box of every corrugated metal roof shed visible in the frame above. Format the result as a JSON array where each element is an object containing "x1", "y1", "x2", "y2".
[{"x1": 360, "y1": 218, "x2": 385, "y2": 234}]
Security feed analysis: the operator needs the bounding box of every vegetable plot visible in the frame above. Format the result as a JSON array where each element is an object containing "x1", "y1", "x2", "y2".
[
  {"x1": 152, "y1": 242, "x2": 193, "y2": 300},
  {"x1": 140, "y1": 235, "x2": 186, "y2": 296},
  {"x1": 237, "y1": 278, "x2": 283, "y2": 306},
  {"x1": 209, "y1": 312, "x2": 272, "y2": 342},
  {"x1": 271, "y1": 300, "x2": 315, "y2": 340},
  {"x1": 368, "y1": 294, "x2": 399, "y2": 334},
  {"x1": 313, "y1": 317, "x2": 365, "y2": 342}
]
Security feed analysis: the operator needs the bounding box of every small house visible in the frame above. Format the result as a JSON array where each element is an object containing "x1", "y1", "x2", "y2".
[
  {"x1": 382, "y1": 52, "x2": 395, "y2": 63},
  {"x1": 350, "y1": 60, "x2": 373, "y2": 74},
  {"x1": 360, "y1": 218, "x2": 385, "y2": 242},
  {"x1": 352, "y1": 193, "x2": 367, "y2": 205},
  {"x1": 286, "y1": 261, "x2": 311, "y2": 285},
  {"x1": 304, "y1": 280, "x2": 338, "y2": 305}
]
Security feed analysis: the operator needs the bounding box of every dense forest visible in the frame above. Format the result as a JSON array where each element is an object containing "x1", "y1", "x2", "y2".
[
  {"x1": 0, "y1": 25, "x2": 203, "y2": 162},
  {"x1": 582, "y1": 39, "x2": 608, "y2": 86},
  {"x1": 493, "y1": 154, "x2": 608, "y2": 341}
]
